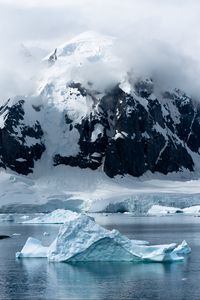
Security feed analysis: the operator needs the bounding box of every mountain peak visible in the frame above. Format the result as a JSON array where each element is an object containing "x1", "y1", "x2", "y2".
[{"x1": 44, "y1": 31, "x2": 115, "y2": 62}]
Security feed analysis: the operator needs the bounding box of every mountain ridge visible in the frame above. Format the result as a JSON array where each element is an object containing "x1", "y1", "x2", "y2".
[{"x1": 1, "y1": 31, "x2": 200, "y2": 178}]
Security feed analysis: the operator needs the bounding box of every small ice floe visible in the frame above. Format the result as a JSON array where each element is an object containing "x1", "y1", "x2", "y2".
[
  {"x1": 16, "y1": 211, "x2": 191, "y2": 263},
  {"x1": 43, "y1": 232, "x2": 50, "y2": 236},
  {"x1": 12, "y1": 233, "x2": 21, "y2": 236}
]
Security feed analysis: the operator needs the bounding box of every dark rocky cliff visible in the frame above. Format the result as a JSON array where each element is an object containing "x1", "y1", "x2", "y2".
[{"x1": 0, "y1": 80, "x2": 199, "y2": 177}]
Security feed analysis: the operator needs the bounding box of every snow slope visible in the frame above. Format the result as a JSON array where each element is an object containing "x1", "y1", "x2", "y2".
[
  {"x1": 40, "y1": 31, "x2": 119, "y2": 95},
  {"x1": 43, "y1": 31, "x2": 115, "y2": 63}
]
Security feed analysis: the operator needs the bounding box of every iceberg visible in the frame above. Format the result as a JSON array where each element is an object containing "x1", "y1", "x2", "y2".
[
  {"x1": 183, "y1": 205, "x2": 200, "y2": 215},
  {"x1": 22, "y1": 209, "x2": 78, "y2": 224},
  {"x1": 147, "y1": 204, "x2": 200, "y2": 216},
  {"x1": 17, "y1": 212, "x2": 190, "y2": 263},
  {"x1": 147, "y1": 205, "x2": 183, "y2": 216},
  {"x1": 43, "y1": 232, "x2": 50, "y2": 236},
  {"x1": 16, "y1": 237, "x2": 48, "y2": 258},
  {"x1": 48, "y1": 214, "x2": 140, "y2": 262}
]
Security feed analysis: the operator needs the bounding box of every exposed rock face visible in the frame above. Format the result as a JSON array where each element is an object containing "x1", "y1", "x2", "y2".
[
  {"x1": 0, "y1": 99, "x2": 45, "y2": 174},
  {"x1": 103, "y1": 85, "x2": 196, "y2": 177},
  {"x1": 0, "y1": 79, "x2": 200, "y2": 177}
]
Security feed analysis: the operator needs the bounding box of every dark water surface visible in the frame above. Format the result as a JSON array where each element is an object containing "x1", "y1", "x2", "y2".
[{"x1": 0, "y1": 214, "x2": 200, "y2": 300}]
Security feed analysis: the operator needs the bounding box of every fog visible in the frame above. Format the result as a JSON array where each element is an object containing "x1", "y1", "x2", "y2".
[{"x1": 0, "y1": 0, "x2": 200, "y2": 101}]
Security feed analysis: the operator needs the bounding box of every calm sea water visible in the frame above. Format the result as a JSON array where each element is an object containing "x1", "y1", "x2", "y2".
[{"x1": 0, "y1": 214, "x2": 200, "y2": 300}]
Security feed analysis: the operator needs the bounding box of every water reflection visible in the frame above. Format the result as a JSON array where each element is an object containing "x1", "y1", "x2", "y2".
[{"x1": 16, "y1": 259, "x2": 187, "y2": 300}]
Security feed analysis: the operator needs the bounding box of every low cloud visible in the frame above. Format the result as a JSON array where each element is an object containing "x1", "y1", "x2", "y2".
[{"x1": 0, "y1": 0, "x2": 200, "y2": 101}]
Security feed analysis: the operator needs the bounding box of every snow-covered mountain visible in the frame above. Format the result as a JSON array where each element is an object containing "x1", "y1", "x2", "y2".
[
  {"x1": 1, "y1": 31, "x2": 200, "y2": 180},
  {"x1": 43, "y1": 31, "x2": 114, "y2": 63}
]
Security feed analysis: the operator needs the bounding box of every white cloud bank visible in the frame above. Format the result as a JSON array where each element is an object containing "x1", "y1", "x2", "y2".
[{"x1": 0, "y1": 0, "x2": 200, "y2": 101}]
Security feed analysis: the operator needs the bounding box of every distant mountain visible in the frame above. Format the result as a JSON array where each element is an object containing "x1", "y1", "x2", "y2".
[{"x1": 1, "y1": 31, "x2": 200, "y2": 178}]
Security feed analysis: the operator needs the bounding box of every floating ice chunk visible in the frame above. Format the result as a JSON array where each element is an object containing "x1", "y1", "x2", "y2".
[
  {"x1": 147, "y1": 205, "x2": 183, "y2": 216},
  {"x1": 43, "y1": 232, "x2": 50, "y2": 236},
  {"x1": 12, "y1": 233, "x2": 21, "y2": 236},
  {"x1": 17, "y1": 213, "x2": 190, "y2": 262},
  {"x1": 16, "y1": 237, "x2": 48, "y2": 258},
  {"x1": 173, "y1": 240, "x2": 191, "y2": 255},
  {"x1": 148, "y1": 205, "x2": 200, "y2": 216},
  {"x1": 47, "y1": 214, "x2": 188, "y2": 262},
  {"x1": 183, "y1": 206, "x2": 200, "y2": 215},
  {"x1": 47, "y1": 214, "x2": 138, "y2": 262},
  {"x1": 22, "y1": 209, "x2": 78, "y2": 224},
  {"x1": 139, "y1": 243, "x2": 183, "y2": 262}
]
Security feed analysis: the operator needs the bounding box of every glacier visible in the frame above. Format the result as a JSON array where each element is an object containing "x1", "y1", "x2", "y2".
[
  {"x1": 1, "y1": 166, "x2": 200, "y2": 214},
  {"x1": 16, "y1": 212, "x2": 191, "y2": 262}
]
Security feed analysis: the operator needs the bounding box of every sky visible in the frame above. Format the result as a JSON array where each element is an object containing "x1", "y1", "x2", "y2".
[{"x1": 0, "y1": 0, "x2": 200, "y2": 100}]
